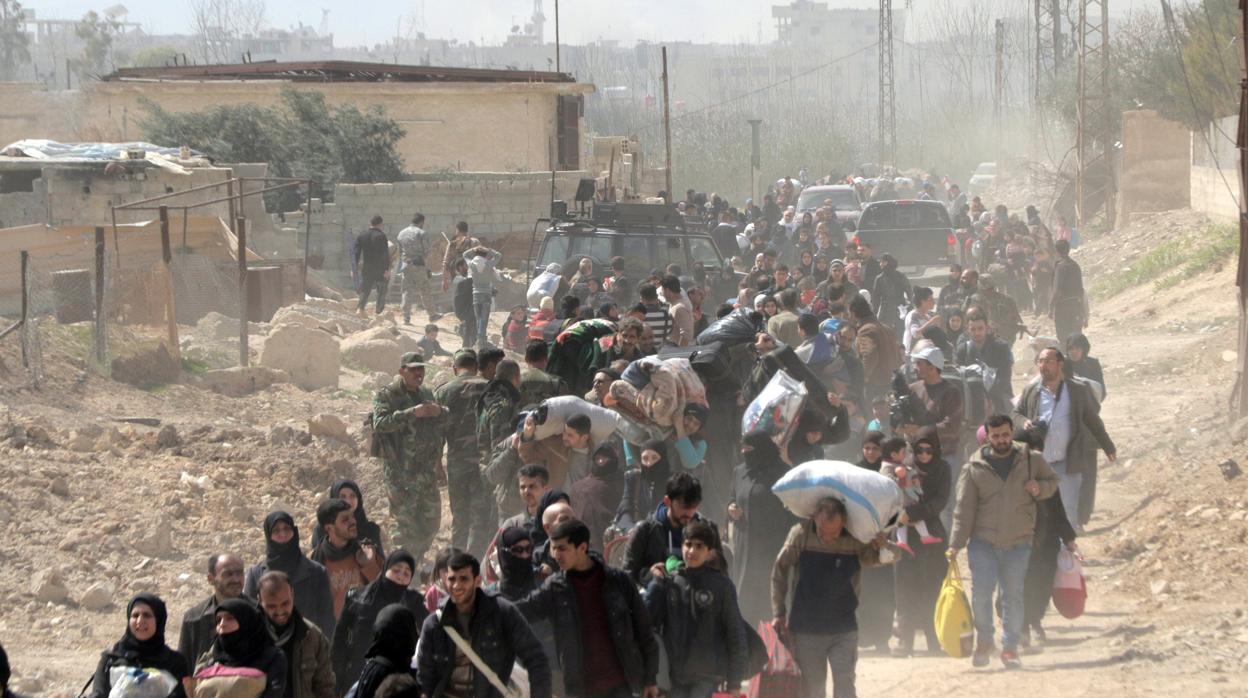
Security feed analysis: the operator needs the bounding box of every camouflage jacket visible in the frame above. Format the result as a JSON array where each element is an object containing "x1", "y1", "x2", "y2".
[
  {"x1": 477, "y1": 378, "x2": 521, "y2": 458},
  {"x1": 434, "y1": 373, "x2": 489, "y2": 457},
  {"x1": 519, "y1": 367, "x2": 568, "y2": 411},
  {"x1": 371, "y1": 378, "x2": 446, "y2": 467},
  {"x1": 443, "y1": 234, "x2": 475, "y2": 274}
]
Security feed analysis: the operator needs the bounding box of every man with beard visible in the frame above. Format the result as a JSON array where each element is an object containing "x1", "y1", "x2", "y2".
[
  {"x1": 949, "y1": 414, "x2": 1059, "y2": 670},
  {"x1": 310, "y1": 498, "x2": 382, "y2": 620},
  {"x1": 257, "y1": 572, "x2": 334, "y2": 698},
  {"x1": 417, "y1": 553, "x2": 552, "y2": 698},
  {"x1": 244, "y1": 512, "x2": 335, "y2": 641},
  {"x1": 177, "y1": 552, "x2": 245, "y2": 668},
  {"x1": 938, "y1": 264, "x2": 966, "y2": 309},
  {"x1": 955, "y1": 308, "x2": 1014, "y2": 413},
  {"x1": 622, "y1": 473, "x2": 721, "y2": 586}
]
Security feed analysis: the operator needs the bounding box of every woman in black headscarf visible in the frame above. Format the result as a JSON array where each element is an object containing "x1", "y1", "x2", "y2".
[
  {"x1": 571, "y1": 444, "x2": 626, "y2": 551},
  {"x1": 857, "y1": 430, "x2": 885, "y2": 471},
  {"x1": 243, "y1": 511, "x2": 335, "y2": 641},
  {"x1": 892, "y1": 426, "x2": 951, "y2": 656},
  {"x1": 351, "y1": 604, "x2": 418, "y2": 698},
  {"x1": 311, "y1": 479, "x2": 385, "y2": 556},
  {"x1": 616, "y1": 439, "x2": 672, "y2": 530},
  {"x1": 332, "y1": 550, "x2": 427, "y2": 697},
  {"x1": 195, "y1": 598, "x2": 286, "y2": 698},
  {"x1": 91, "y1": 594, "x2": 188, "y2": 698},
  {"x1": 728, "y1": 430, "x2": 798, "y2": 624}
]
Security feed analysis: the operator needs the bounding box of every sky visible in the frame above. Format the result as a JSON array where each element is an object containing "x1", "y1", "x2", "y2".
[{"x1": 27, "y1": 0, "x2": 1155, "y2": 48}]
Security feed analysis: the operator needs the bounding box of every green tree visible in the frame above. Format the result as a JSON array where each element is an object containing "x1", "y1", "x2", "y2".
[
  {"x1": 74, "y1": 10, "x2": 121, "y2": 77},
  {"x1": 0, "y1": 0, "x2": 30, "y2": 81},
  {"x1": 138, "y1": 88, "x2": 406, "y2": 209},
  {"x1": 127, "y1": 44, "x2": 181, "y2": 68}
]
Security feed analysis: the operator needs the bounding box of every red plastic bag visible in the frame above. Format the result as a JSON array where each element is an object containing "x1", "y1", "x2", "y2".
[
  {"x1": 747, "y1": 620, "x2": 800, "y2": 698},
  {"x1": 1052, "y1": 547, "x2": 1087, "y2": 619}
]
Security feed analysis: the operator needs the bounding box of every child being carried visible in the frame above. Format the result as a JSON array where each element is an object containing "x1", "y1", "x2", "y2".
[{"x1": 880, "y1": 436, "x2": 943, "y2": 556}]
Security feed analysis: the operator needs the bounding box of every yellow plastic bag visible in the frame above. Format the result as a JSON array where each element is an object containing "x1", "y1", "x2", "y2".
[{"x1": 933, "y1": 558, "x2": 975, "y2": 658}]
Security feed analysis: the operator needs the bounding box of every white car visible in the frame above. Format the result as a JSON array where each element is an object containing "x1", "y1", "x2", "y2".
[
  {"x1": 968, "y1": 162, "x2": 997, "y2": 196},
  {"x1": 796, "y1": 184, "x2": 864, "y2": 226}
]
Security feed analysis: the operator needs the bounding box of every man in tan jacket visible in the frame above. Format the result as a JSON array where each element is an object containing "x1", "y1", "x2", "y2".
[{"x1": 949, "y1": 413, "x2": 1059, "y2": 670}]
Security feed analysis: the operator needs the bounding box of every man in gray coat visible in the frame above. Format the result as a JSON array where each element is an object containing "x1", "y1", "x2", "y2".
[{"x1": 1013, "y1": 347, "x2": 1116, "y2": 530}]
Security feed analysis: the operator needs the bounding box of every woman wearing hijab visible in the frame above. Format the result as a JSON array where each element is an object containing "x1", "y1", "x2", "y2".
[
  {"x1": 194, "y1": 598, "x2": 286, "y2": 698},
  {"x1": 91, "y1": 594, "x2": 189, "y2": 698},
  {"x1": 851, "y1": 430, "x2": 896, "y2": 653},
  {"x1": 571, "y1": 444, "x2": 626, "y2": 551},
  {"x1": 857, "y1": 430, "x2": 885, "y2": 471},
  {"x1": 1064, "y1": 332, "x2": 1106, "y2": 527},
  {"x1": 243, "y1": 511, "x2": 335, "y2": 641},
  {"x1": 311, "y1": 480, "x2": 385, "y2": 557},
  {"x1": 892, "y1": 427, "x2": 951, "y2": 657},
  {"x1": 727, "y1": 430, "x2": 798, "y2": 624},
  {"x1": 816, "y1": 258, "x2": 860, "y2": 305},
  {"x1": 615, "y1": 439, "x2": 672, "y2": 530},
  {"x1": 350, "y1": 605, "x2": 418, "y2": 698},
  {"x1": 332, "y1": 550, "x2": 427, "y2": 698}
]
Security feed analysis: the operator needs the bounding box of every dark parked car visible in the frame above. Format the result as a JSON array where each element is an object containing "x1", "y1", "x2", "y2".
[{"x1": 853, "y1": 199, "x2": 955, "y2": 277}]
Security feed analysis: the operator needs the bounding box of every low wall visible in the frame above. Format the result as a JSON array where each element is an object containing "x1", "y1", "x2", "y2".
[
  {"x1": 280, "y1": 171, "x2": 590, "y2": 288},
  {"x1": 1118, "y1": 110, "x2": 1190, "y2": 223},
  {"x1": 1190, "y1": 165, "x2": 1240, "y2": 222}
]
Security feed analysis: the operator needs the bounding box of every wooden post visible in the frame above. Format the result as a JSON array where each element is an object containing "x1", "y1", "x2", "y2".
[
  {"x1": 225, "y1": 178, "x2": 237, "y2": 232},
  {"x1": 237, "y1": 217, "x2": 249, "y2": 367},
  {"x1": 158, "y1": 206, "x2": 181, "y2": 364},
  {"x1": 19, "y1": 250, "x2": 27, "y2": 368},
  {"x1": 1236, "y1": 0, "x2": 1248, "y2": 419},
  {"x1": 94, "y1": 227, "x2": 105, "y2": 365},
  {"x1": 661, "y1": 46, "x2": 674, "y2": 199},
  {"x1": 302, "y1": 185, "x2": 313, "y2": 295}
]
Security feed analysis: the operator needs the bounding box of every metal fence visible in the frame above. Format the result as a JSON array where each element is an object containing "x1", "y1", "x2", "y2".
[{"x1": 5, "y1": 237, "x2": 259, "y2": 389}]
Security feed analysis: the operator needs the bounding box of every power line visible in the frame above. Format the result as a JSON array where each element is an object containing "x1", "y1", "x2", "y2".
[
  {"x1": 633, "y1": 41, "x2": 880, "y2": 135},
  {"x1": 1159, "y1": 0, "x2": 1240, "y2": 208}
]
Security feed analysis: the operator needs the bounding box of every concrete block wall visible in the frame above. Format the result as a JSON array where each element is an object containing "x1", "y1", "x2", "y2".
[
  {"x1": 1190, "y1": 165, "x2": 1240, "y2": 223},
  {"x1": 293, "y1": 171, "x2": 590, "y2": 287}
]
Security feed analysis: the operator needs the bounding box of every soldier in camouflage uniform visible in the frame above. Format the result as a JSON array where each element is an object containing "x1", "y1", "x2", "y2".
[
  {"x1": 520, "y1": 339, "x2": 569, "y2": 410},
  {"x1": 371, "y1": 352, "x2": 447, "y2": 562},
  {"x1": 969, "y1": 268, "x2": 1026, "y2": 342},
  {"x1": 478, "y1": 359, "x2": 523, "y2": 524},
  {"x1": 433, "y1": 349, "x2": 490, "y2": 554}
]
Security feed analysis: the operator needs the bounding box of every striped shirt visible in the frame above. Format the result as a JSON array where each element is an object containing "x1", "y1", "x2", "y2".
[{"x1": 642, "y1": 302, "x2": 672, "y2": 345}]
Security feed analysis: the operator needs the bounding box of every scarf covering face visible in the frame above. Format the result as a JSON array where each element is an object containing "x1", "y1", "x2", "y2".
[
  {"x1": 370, "y1": 549, "x2": 416, "y2": 607},
  {"x1": 353, "y1": 604, "x2": 418, "y2": 698},
  {"x1": 498, "y1": 526, "x2": 536, "y2": 592},
  {"x1": 591, "y1": 443, "x2": 620, "y2": 478},
  {"x1": 263, "y1": 511, "x2": 301, "y2": 574},
  {"x1": 213, "y1": 598, "x2": 273, "y2": 667},
  {"x1": 639, "y1": 439, "x2": 671, "y2": 478},
  {"x1": 366, "y1": 604, "x2": 418, "y2": 664},
  {"x1": 742, "y1": 429, "x2": 787, "y2": 484}
]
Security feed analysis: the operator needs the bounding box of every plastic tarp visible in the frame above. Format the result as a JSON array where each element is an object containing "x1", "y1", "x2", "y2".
[
  {"x1": 1, "y1": 140, "x2": 206, "y2": 174},
  {"x1": 526, "y1": 268, "x2": 562, "y2": 308},
  {"x1": 771, "y1": 459, "x2": 904, "y2": 543}
]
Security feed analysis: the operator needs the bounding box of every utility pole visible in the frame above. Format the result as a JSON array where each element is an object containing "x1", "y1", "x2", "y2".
[
  {"x1": 1234, "y1": 0, "x2": 1248, "y2": 418},
  {"x1": 662, "y1": 45, "x2": 673, "y2": 200},
  {"x1": 1033, "y1": 0, "x2": 1062, "y2": 155},
  {"x1": 1075, "y1": 0, "x2": 1114, "y2": 230},
  {"x1": 554, "y1": 0, "x2": 560, "y2": 73},
  {"x1": 749, "y1": 119, "x2": 763, "y2": 204},
  {"x1": 994, "y1": 19, "x2": 1006, "y2": 138},
  {"x1": 878, "y1": 0, "x2": 896, "y2": 168}
]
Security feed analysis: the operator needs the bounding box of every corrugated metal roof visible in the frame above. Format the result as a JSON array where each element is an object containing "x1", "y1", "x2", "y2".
[{"x1": 102, "y1": 60, "x2": 576, "y2": 84}]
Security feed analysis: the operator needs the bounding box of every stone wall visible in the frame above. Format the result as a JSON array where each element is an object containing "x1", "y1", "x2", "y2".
[
  {"x1": 280, "y1": 171, "x2": 590, "y2": 287},
  {"x1": 0, "y1": 164, "x2": 235, "y2": 229}
]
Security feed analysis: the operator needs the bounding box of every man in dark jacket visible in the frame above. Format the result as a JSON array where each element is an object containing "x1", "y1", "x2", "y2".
[
  {"x1": 955, "y1": 309, "x2": 1014, "y2": 412},
  {"x1": 1013, "y1": 347, "x2": 1116, "y2": 531},
  {"x1": 177, "y1": 553, "x2": 244, "y2": 668},
  {"x1": 417, "y1": 552, "x2": 552, "y2": 698},
  {"x1": 622, "y1": 473, "x2": 723, "y2": 587},
  {"x1": 1050, "y1": 239, "x2": 1086, "y2": 343},
  {"x1": 518, "y1": 520, "x2": 660, "y2": 698},
  {"x1": 257, "y1": 571, "x2": 334, "y2": 698},
  {"x1": 353, "y1": 215, "x2": 392, "y2": 316},
  {"x1": 243, "y1": 512, "x2": 335, "y2": 641}
]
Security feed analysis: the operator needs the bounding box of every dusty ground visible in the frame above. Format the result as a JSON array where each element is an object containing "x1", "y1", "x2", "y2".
[{"x1": 1, "y1": 208, "x2": 1246, "y2": 695}]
